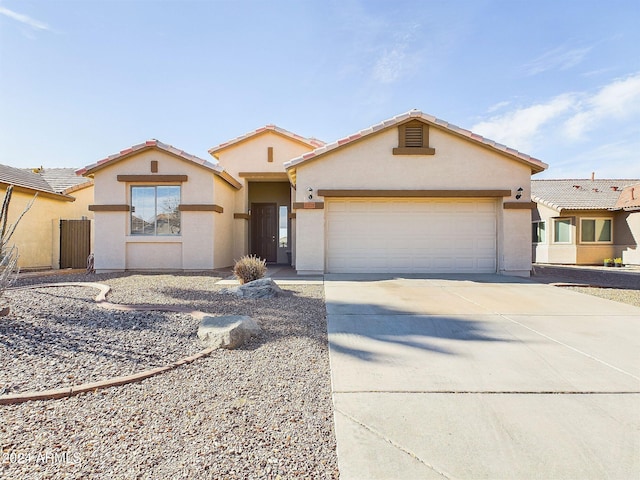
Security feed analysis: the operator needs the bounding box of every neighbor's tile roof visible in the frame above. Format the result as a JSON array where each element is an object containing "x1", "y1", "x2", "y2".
[
  {"x1": 208, "y1": 125, "x2": 325, "y2": 157},
  {"x1": 532, "y1": 179, "x2": 640, "y2": 211},
  {"x1": 613, "y1": 182, "x2": 640, "y2": 211},
  {"x1": 284, "y1": 110, "x2": 548, "y2": 174},
  {"x1": 0, "y1": 164, "x2": 55, "y2": 193},
  {"x1": 35, "y1": 168, "x2": 88, "y2": 192},
  {"x1": 76, "y1": 139, "x2": 223, "y2": 176},
  {"x1": 0, "y1": 164, "x2": 90, "y2": 199}
]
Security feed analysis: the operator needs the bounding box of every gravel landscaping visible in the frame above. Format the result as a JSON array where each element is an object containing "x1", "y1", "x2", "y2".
[
  {"x1": 1, "y1": 273, "x2": 338, "y2": 479},
  {"x1": 562, "y1": 286, "x2": 640, "y2": 308},
  {"x1": 532, "y1": 264, "x2": 640, "y2": 308}
]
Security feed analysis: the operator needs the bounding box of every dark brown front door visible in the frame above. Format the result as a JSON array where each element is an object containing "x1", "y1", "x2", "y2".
[{"x1": 251, "y1": 203, "x2": 277, "y2": 263}]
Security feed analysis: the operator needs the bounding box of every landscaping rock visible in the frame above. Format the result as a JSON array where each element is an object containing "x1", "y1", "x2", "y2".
[
  {"x1": 197, "y1": 315, "x2": 261, "y2": 349},
  {"x1": 221, "y1": 277, "x2": 287, "y2": 299}
]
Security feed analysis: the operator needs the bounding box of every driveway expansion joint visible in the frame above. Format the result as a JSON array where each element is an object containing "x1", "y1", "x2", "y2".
[{"x1": 335, "y1": 407, "x2": 452, "y2": 479}]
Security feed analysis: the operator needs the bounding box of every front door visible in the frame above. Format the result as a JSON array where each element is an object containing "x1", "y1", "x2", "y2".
[{"x1": 251, "y1": 203, "x2": 278, "y2": 263}]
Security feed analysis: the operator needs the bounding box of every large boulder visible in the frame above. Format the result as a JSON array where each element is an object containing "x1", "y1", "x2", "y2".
[
  {"x1": 197, "y1": 315, "x2": 261, "y2": 349},
  {"x1": 221, "y1": 277, "x2": 287, "y2": 299}
]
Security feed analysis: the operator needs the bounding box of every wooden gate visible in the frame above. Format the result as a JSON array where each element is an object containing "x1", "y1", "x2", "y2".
[{"x1": 60, "y1": 219, "x2": 91, "y2": 269}]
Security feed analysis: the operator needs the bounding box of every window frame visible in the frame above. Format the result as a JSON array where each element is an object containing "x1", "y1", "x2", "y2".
[
  {"x1": 552, "y1": 218, "x2": 572, "y2": 244},
  {"x1": 532, "y1": 220, "x2": 546, "y2": 244},
  {"x1": 130, "y1": 184, "x2": 182, "y2": 236},
  {"x1": 579, "y1": 217, "x2": 613, "y2": 244}
]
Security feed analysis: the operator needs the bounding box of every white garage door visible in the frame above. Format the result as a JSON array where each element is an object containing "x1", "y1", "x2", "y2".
[{"x1": 326, "y1": 198, "x2": 497, "y2": 273}]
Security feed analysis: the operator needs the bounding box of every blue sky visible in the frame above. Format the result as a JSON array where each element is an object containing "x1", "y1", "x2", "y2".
[{"x1": 0, "y1": 0, "x2": 639, "y2": 179}]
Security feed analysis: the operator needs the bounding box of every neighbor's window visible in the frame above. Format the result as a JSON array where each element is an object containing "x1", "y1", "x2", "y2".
[
  {"x1": 131, "y1": 185, "x2": 181, "y2": 235},
  {"x1": 580, "y1": 218, "x2": 612, "y2": 243},
  {"x1": 553, "y1": 218, "x2": 571, "y2": 243},
  {"x1": 279, "y1": 205, "x2": 288, "y2": 247},
  {"x1": 532, "y1": 221, "x2": 546, "y2": 243}
]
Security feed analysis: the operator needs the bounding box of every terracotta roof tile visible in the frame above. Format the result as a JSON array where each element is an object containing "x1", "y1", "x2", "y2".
[
  {"x1": 77, "y1": 139, "x2": 223, "y2": 176},
  {"x1": 613, "y1": 182, "x2": 640, "y2": 211},
  {"x1": 532, "y1": 179, "x2": 640, "y2": 211},
  {"x1": 208, "y1": 125, "x2": 325, "y2": 157},
  {"x1": 284, "y1": 109, "x2": 548, "y2": 173}
]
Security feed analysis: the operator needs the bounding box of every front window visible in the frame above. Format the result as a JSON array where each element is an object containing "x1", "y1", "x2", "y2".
[
  {"x1": 131, "y1": 185, "x2": 181, "y2": 235},
  {"x1": 532, "y1": 221, "x2": 546, "y2": 243},
  {"x1": 580, "y1": 218, "x2": 612, "y2": 243},
  {"x1": 553, "y1": 218, "x2": 571, "y2": 243}
]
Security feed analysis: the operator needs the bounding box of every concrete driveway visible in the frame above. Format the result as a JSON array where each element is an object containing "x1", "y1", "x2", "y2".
[{"x1": 325, "y1": 274, "x2": 640, "y2": 479}]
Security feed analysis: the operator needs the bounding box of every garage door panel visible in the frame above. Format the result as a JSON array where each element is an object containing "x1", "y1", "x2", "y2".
[{"x1": 326, "y1": 198, "x2": 497, "y2": 273}]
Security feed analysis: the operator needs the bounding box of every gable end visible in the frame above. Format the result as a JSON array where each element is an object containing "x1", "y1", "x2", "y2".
[{"x1": 393, "y1": 120, "x2": 435, "y2": 155}]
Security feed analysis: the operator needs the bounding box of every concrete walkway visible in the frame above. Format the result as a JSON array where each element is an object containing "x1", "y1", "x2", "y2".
[{"x1": 325, "y1": 274, "x2": 640, "y2": 479}]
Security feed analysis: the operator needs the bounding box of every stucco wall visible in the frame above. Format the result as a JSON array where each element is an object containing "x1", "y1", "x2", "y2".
[
  {"x1": 621, "y1": 211, "x2": 640, "y2": 265},
  {"x1": 293, "y1": 124, "x2": 534, "y2": 275},
  {"x1": 501, "y1": 209, "x2": 533, "y2": 275},
  {"x1": 295, "y1": 128, "x2": 531, "y2": 193},
  {"x1": 90, "y1": 149, "x2": 222, "y2": 271},
  {"x1": 2, "y1": 190, "x2": 64, "y2": 269},
  {"x1": 214, "y1": 131, "x2": 313, "y2": 264},
  {"x1": 215, "y1": 131, "x2": 313, "y2": 179},
  {"x1": 294, "y1": 209, "x2": 324, "y2": 274},
  {"x1": 533, "y1": 205, "x2": 632, "y2": 265},
  {"x1": 213, "y1": 176, "x2": 236, "y2": 268},
  {"x1": 1, "y1": 185, "x2": 94, "y2": 270}
]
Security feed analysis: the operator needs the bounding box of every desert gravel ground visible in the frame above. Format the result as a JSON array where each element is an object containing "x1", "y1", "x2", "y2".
[
  {"x1": 1, "y1": 272, "x2": 338, "y2": 479},
  {"x1": 532, "y1": 265, "x2": 640, "y2": 308}
]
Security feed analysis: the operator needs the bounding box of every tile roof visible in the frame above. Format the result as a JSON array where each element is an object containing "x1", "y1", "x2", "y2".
[
  {"x1": 77, "y1": 139, "x2": 223, "y2": 176},
  {"x1": 208, "y1": 125, "x2": 325, "y2": 158},
  {"x1": 283, "y1": 109, "x2": 548, "y2": 173},
  {"x1": 613, "y1": 182, "x2": 640, "y2": 211},
  {"x1": 532, "y1": 179, "x2": 640, "y2": 211},
  {"x1": 0, "y1": 164, "x2": 90, "y2": 200},
  {"x1": 0, "y1": 164, "x2": 55, "y2": 194},
  {"x1": 34, "y1": 168, "x2": 88, "y2": 193}
]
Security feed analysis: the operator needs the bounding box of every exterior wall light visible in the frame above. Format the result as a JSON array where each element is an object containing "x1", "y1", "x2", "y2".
[
  {"x1": 515, "y1": 187, "x2": 523, "y2": 200},
  {"x1": 307, "y1": 187, "x2": 313, "y2": 200}
]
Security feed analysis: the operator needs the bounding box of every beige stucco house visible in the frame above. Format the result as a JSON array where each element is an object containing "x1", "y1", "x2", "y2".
[
  {"x1": 531, "y1": 179, "x2": 640, "y2": 265},
  {"x1": 80, "y1": 110, "x2": 547, "y2": 276},
  {"x1": 77, "y1": 141, "x2": 243, "y2": 271},
  {"x1": 0, "y1": 164, "x2": 94, "y2": 270}
]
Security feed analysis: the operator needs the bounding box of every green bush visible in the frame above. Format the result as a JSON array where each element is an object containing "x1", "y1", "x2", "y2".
[{"x1": 233, "y1": 255, "x2": 267, "y2": 284}]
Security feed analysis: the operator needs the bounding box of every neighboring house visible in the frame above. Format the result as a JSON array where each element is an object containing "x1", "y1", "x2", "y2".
[
  {"x1": 531, "y1": 179, "x2": 640, "y2": 265},
  {"x1": 0, "y1": 164, "x2": 93, "y2": 270},
  {"x1": 613, "y1": 182, "x2": 640, "y2": 265},
  {"x1": 79, "y1": 110, "x2": 547, "y2": 276}
]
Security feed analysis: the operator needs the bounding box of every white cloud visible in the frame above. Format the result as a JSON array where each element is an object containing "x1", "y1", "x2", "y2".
[
  {"x1": 472, "y1": 94, "x2": 575, "y2": 151},
  {"x1": 0, "y1": 5, "x2": 50, "y2": 31},
  {"x1": 373, "y1": 47, "x2": 407, "y2": 83},
  {"x1": 471, "y1": 72, "x2": 640, "y2": 156},
  {"x1": 522, "y1": 45, "x2": 592, "y2": 76},
  {"x1": 542, "y1": 137, "x2": 640, "y2": 179},
  {"x1": 487, "y1": 101, "x2": 511, "y2": 113},
  {"x1": 371, "y1": 24, "x2": 422, "y2": 84},
  {"x1": 564, "y1": 73, "x2": 640, "y2": 139}
]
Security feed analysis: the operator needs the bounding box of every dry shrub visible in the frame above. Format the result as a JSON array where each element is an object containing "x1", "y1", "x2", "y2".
[{"x1": 233, "y1": 255, "x2": 267, "y2": 284}]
